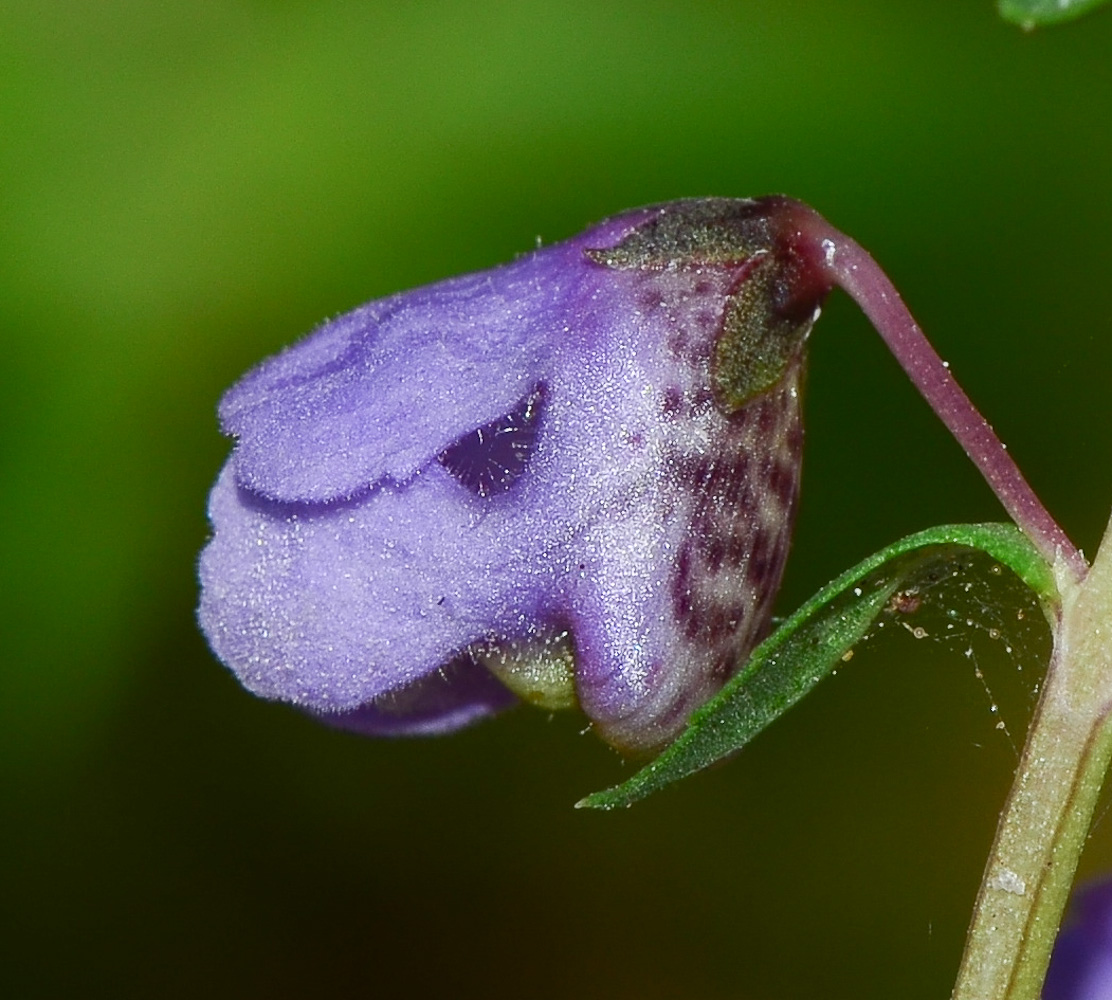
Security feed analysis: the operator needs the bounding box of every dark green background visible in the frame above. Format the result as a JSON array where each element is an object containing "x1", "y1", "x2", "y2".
[{"x1": 4, "y1": 3, "x2": 1112, "y2": 997}]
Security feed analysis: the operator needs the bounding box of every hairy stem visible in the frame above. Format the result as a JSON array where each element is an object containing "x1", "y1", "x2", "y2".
[
  {"x1": 952, "y1": 509, "x2": 1112, "y2": 1000},
  {"x1": 786, "y1": 206, "x2": 1087, "y2": 588},
  {"x1": 776, "y1": 200, "x2": 1112, "y2": 998}
]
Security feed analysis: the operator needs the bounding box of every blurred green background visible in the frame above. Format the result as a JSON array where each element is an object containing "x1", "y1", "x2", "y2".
[{"x1": 4, "y1": 2, "x2": 1112, "y2": 997}]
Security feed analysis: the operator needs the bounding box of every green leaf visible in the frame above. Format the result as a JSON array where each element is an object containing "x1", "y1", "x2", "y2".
[
  {"x1": 577, "y1": 523, "x2": 1057, "y2": 810},
  {"x1": 998, "y1": 0, "x2": 1111, "y2": 29}
]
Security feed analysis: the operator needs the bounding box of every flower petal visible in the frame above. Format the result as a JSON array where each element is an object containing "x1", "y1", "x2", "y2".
[
  {"x1": 197, "y1": 461, "x2": 560, "y2": 711},
  {"x1": 317, "y1": 653, "x2": 519, "y2": 736},
  {"x1": 218, "y1": 215, "x2": 655, "y2": 505},
  {"x1": 199, "y1": 198, "x2": 829, "y2": 752},
  {"x1": 1045, "y1": 879, "x2": 1112, "y2": 1000}
]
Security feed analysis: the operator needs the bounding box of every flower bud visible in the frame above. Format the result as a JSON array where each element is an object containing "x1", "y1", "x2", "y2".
[
  {"x1": 1045, "y1": 880, "x2": 1112, "y2": 1000},
  {"x1": 198, "y1": 197, "x2": 832, "y2": 753}
]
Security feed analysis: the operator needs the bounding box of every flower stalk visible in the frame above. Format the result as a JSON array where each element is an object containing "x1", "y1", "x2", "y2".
[
  {"x1": 784, "y1": 204, "x2": 1088, "y2": 588},
  {"x1": 777, "y1": 200, "x2": 1112, "y2": 999}
]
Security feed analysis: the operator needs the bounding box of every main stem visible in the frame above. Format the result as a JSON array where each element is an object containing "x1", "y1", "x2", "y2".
[
  {"x1": 952, "y1": 511, "x2": 1112, "y2": 1000},
  {"x1": 778, "y1": 201, "x2": 1112, "y2": 999}
]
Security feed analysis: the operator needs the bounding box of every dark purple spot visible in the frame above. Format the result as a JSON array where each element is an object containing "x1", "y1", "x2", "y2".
[
  {"x1": 752, "y1": 525, "x2": 773, "y2": 563},
  {"x1": 655, "y1": 686, "x2": 696, "y2": 732},
  {"x1": 710, "y1": 651, "x2": 735, "y2": 683},
  {"x1": 671, "y1": 542, "x2": 697, "y2": 622},
  {"x1": 438, "y1": 384, "x2": 545, "y2": 497},
  {"x1": 727, "y1": 404, "x2": 754, "y2": 433},
  {"x1": 723, "y1": 601, "x2": 752, "y2": 631},
  {"x1": 723, "y1": 534, "x2": 751, "y2": 567},
  {"x1": 705, "y1": 536, "x2": 727, "y2": 573},
  {"x1": 671, "y1": 542, "x2": 689, "y2": 596},
  {"x1": 745, "y1": 527, "x2": 775, "y2": 586},
  {"x1": 667, "y1": 329, "x2": 689, "y2": 358},
  {"x1": 787, "y1": 421, "x2": 804, "y2": 458},
  {"x1": 708, "y1": 453, "x2": 751, "y2": 507},
  {"x1": 680, "y1": 455, "x2": 714, "y2": 490},
  {"x1": 722, "y1": 458, "x2": 751, "y2": 506},
  {"x1": 687, "y1": 606, "x2": 737, "y2": 646},
  {"x1": 705, "y1": 606, "x2": 735, "y2": 643},
  {"x1": 768, "y1": 459, "x2": 798, "y2": 507},
  {"x1": 730, "y1": 451, "x2": 752, "y2": 478},
  {"x1": 732, "y1": 485, "x2": 759, "y2": 517},
  {"x1": 757, "y1": 401, "x2": 779, "y2": 435},
  {"x1": 703, "y1": 459, "x2": 728, "y2": 495},
  {"x1": 674, "y1": 540, "x2": 693, "y2": 590},
  {"x1": 661, "y1": 386, "x2": 683, "y2": 416},
  {"x1": 748, "y1": 554, "x2": 772, "y2": 589},
  {"x1": 673, "y1": 588, "x2": 694, "y2": 623},
  {"x1": 689, "y1": 503, "x2": 712, "y2": 542}
]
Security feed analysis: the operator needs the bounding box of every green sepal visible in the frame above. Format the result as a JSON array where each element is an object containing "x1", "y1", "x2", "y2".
[
  {"x1": 577, "y1": 523, "x2": 1057, "y2": 810},
  {"x1": 998, "y1": 0, "x2": 1110, "y2": 28}
]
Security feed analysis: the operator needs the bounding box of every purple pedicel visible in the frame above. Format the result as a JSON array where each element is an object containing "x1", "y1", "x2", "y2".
[{"x1": 198, "y1": 198, "x2": 830, "y2": 753}]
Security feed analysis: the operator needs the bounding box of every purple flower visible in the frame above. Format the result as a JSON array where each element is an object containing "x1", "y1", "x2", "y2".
[
  {"x1": 198, "y1": 197, "x2": 831, "y2": 753},
  {"x1": 1045, "y1": 880, "x2": 1112, "y2": 1000}
]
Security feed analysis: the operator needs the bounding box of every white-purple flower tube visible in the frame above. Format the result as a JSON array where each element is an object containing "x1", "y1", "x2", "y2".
[{"x1": 198, "y1": 197, "x2": 832, "y2": 753}]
